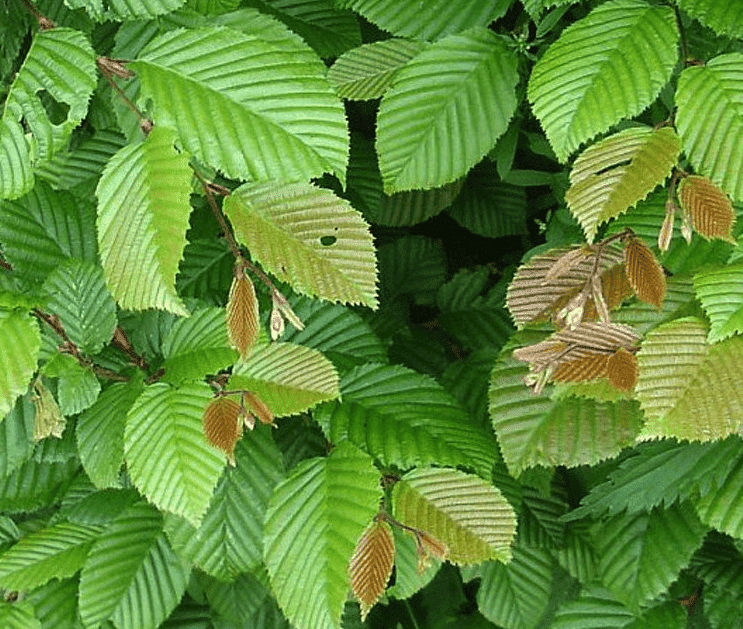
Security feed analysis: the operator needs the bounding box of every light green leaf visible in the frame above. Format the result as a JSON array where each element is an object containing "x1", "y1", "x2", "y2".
[
  {"x1": 694, "y1": 263, "x2": 743, "y2": 343},
  {"x1": 596, "y1": 501, "x2": 707, "y2": 611},
  {"x1": 228, "y1": 342, "x2": 340, "y2": 417},
  {"x1": 0, "y1": 394, "x2": 35, "y2": 478},
  {"x1": 393, "y1": 467, "x2": 516, "y2": 564},
  {"x1": 314, "y1": 362, "x2": 498, "y2": 478},
  {"x1": 25, "y1": 575, "x2": 79, "y2": 629},
  {"x1": 42, "y1": 260, "x2": 117, "y2": 355},
  {"x1": 528, "y1": 0, "x2": 678, "y2": 162},
  {"x1": 78, "y1": 501, "x2": 190, "y2": 629},
  {"x1": 565, "y1": 127, "x2": 681, "y2": 242},
  {"x1": 328, "y1": 39, "x2": 427, "y2": 100},
  {"x1": 386, "y1": 527, "x2": 441, "y2": 600},
  {"x1": 55, "y1": 361, "x2": 101, "y2": 416},
  {"x1": 66, "y1": 0, "x2": 186, "y2": 20},
  {"x1": 264, "y1": 442, "x2": 382, "y2": 629},
  {"x1": 161, "y1": 307, "x2": 238, "y2": 384},
  {"x1": 164, "y1": 426, "x2": 285, "y2": 580},
  {"x1": 0, "y1": 310, "x2": 40, "y2": 421},
  {"x1": 77, "y1": 378, "x2": 145, "y2": 489},
  {"x1": 0, "y1": 601, "x2": 41, "y2": 629},
  {"x1": 0, "y1": 521, "x2": 102, "y2": 591},
  {"x1": 488, "y1": 353, "x2": 642, "y2": 475},
  {"x1": 125, "y1": 382, "x2": 225, "y2": 525},
  {"x1": 96, "y1": 126, "x2": 192, "y2": 316},
  {"x1": 378, "y1": 27, "x2": 517, "y2": 193},
  {"x1": 677, "y1": 0, "x2": 743, "y2": 38},
  {"x1": 130, "y1": 26, "x2": 348, "y2": 184},
  {"x1": 0, "y1": 28, "x2": 96, "y2": 200},
  {"x1": 636, "y1": 317, "x2": 743, "y2": 441},
  {"x1": 337, "y1": 0, "x2": 511, "y2": 40},
  {"x1": 225, "y1": 181, "x2": 377, "y2": 307},
  {"x1": 676, "y1": 53, "x2": 743, "y2": 202}
]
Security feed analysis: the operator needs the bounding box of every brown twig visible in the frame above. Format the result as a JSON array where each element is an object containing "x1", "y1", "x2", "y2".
[
  {"x1": 20, "y1": 0, "x2": 54, "y2": 29},
  {"x1": 97, "y1": 58, "x2": 149, "y2": 129}
]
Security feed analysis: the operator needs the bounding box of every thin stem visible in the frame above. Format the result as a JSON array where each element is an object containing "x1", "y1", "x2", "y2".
[
  {"x1": 97, "y1": 58, "x2": 147, "y2": 125},
  {"x1": 404, "y1": 600, "x2": 422, "y2": 629}
]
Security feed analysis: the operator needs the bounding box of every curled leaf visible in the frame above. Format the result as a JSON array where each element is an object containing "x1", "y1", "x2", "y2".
[
  {"x1": 349, "y1": 519, "x2": 395, "y2": 620},
  {"x1": 226, "y1": 267, "x2": 259, "y2": 360},
  {"x1": 32, "y1": 379, "x2": 65, "y2": 441},
  {"x1": 678, "y1": 175, "x2": 736, "y2": 242},
  {"x1": 624, "y1": 236, "x2": 666, "y2": 308},
  {"x1": 658, "y1": 197, "x2": 676, "y2": 253},
  {"x1": 607, "y1": 348, "x2": 638, "y2": 391},
  {"x1": 203, "y1": 396, "x2": 242, "y2": 465},
  {"x1": 543, "y1": 246, "x2": 593, "y2": 283},
  {"x1": 270, "y1": 290, "x2": 304, "y2": 341},
  {"x1": 242, "y1": 391, "x2": 275, "y2": 427}
]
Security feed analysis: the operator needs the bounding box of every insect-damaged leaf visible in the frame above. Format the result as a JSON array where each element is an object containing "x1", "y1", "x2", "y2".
[
  {"x1": 203, "y1": 396, "x2": 242, "y2": 465},
  {"x1": 678, "y1": 175, "x2": 736, "y2": 243},
  {"x1": 348, "y1": 519, "x2": 395, "y2": 620},
  {"x1": 624, "y1": 236, "x2": 665, "y2": 308},
  {"x1": 226, "y1": 267, "x2": 259, "y2": 361}
]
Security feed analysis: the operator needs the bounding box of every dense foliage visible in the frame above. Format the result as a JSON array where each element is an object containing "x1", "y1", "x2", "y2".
[{"x1": 1, "y1": 0, "x2": 743, "y2": 628}]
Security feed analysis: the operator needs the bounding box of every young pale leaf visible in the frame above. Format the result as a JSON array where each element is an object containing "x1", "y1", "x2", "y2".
[
  {"x1": 377, "y1": 27, "x2": 518, "y2": 193},
  {"x1": 228, "y1": 342, "x2": 340, "y2": 417},
  {"x1": 202, "y1": 396, "x2": 242, "y2": 465},
  {"x1": 565, "y1": 127, "x2": 681, "y2": 242},
  {"x1": 636, "y1": 317, "x2": 743, "y2": 441},
  {"x1": 226, "y1": 268, "x2": 259, "y2": 361},
  {"x1": 0, "y1": 310, "x2": 40, "y2": 421},
  {"x1": 678, "y1": 175, "x2": 736, "y2": 242},
  {"x1": 130, "y1": 26, "x2": 348, "y2": 184},
  {"x1": 30, "y1": 378, "x2": 64, "y2": 442},
  {"x1": 528, "y1": 0, "x2": 678, "y2": 162},
  {"x1": 78, "y1": 501, "x2": 190, "y2": 629},
  {"x1": 328, "y1": 39, "x2": 427, "y2": 100},
  {"x1": 552, "y1": 354, "x2": 610, "y2": 385},
  {"x1": 225, "y1": 182, "x2": 377, "y2": 308},
  {"x1": 96, "y1": 126, "x2": 192, "y2": 316},
  {"x1": 348, "y1": 519, "x2": 395, "y2": 620},
  {"x1": 0, "y1": 522, "x2": 102, "y2": 591},
  {"x1": 624, "y1": 236, "x2": 666, "y2": 308},
  {"x1": 693, "y1": 263, "x2": 743, "y2": 343},
  {"x1": 392, "y1": 467, "x2": 517, "y2": 565},
  {"x1": 125, "y1": 382, "x2": 225, "y2": 526},
  {"x1": 676, "y1": 53, "x2": 743, "y2": 202},
  {"x1": 264, "y1": 442, "x2": 382, "y2": 629}
]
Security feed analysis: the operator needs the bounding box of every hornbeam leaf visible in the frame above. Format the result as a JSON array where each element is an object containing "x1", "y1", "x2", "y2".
[
  {"x1": 0, "y1": 521, "x2": 102, "y2": 591},
  {"x1": 0, "y1": 602, "x2": 40, "y2": 629},
  {"x1": 677, "y1": 0, "x2": 743, "y2": 38},
  {"x1": 607, "y1": 348, "x2": 638, "y2": 391},
  {"x1": 386, "y1": 527, "x2": 441, "y2": 600},
  {"x1": 0, "y1": 395, "x2": 35, "y2": 478},
  {"x1": 130, "y1": 26, "x2": 348, "y2": 184},
  {"x1": 66, "y1": 0, "x2": 186, "y2": 20},
  {"x1": 226, "y1": 268, "x2": 259, "y2": 361},
  {"x1": 202, "y1": 397, "x2": 242, "y2": 464},
  {"x1": 528, "y1": 0, "x2": 678, "y2": 162},
  {"x1": 676, "y1": 53, "x2": 743, "y2": 202},
  {"x1": 125, "y1": 382, "x2": 225, "y2": 525},
  {"x1": 376, "y1": 181, "x2": 463, "y2": 227},
  {"x1": 377, "y1": 27, "x2": 518, "y2": 193},
  {"x1": 348, "y1": 519, "x2": 395, "y2": 620},
  {"x1": 392, "y1": 467, "x2": 516, "y2": 565},
  {"x1": 96, "y1": 126, "x2": 192, "y2": 316},
  {"x1": 547, "y1": 585, "x2": 639, "y2": 629},
  {"x1": 264, "y1": 442, "x2": 382, "y2": 629},
  {"x1": 678, "y1": 175, "x2": 736, "y2": 242},
  {"x1": 228, "y1": 342, "x2": 339, "y2": 417},
  {"x1": 693, "y1": 263, "x2": 743, "y2": 343},
  {"x1": 565, "y1": 127, "x2": 681, "y2": 242},
  {"x1": 0, "y1": 310, "x2": 40, "y2": 421},
  {"x1": 636, "y1": 317, "x2": 743, "y2": 441},
  {"x1": 624, "y1": 236, "x2": 666, "y2": 308},
  {"x1": 328, "y1": 39, "x2": 427, "y2": 100},
  {"x1": 695, "y1": 448, "x2": 743, "y2": 538},
  {"x1": 225, "y1": 182, "x2": 377, "y2": 308}
]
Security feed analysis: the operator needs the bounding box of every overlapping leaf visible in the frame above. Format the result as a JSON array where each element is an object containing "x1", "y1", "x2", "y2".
[
  {"x1": 130, "y1": 25, "x2": 348, "y2": 184},
  {"x1": 0, "y1": 457, "x2": 79, "y2": 514},
  {"x1": 694, "y1": 263, "x2": 743, "y2": 343},
  {"x1": 0, "y1": 395, "x2": 35, "y2": 478},
  {"x1": 695, "y1": 448, "x2": 743, "y2": 538},
  {"x1": 392, "y1": 467, "x2": 516, "y2": 564},
  {"x1": 66, "y1": 0, "x2": 186, "y2": 21},
  {"x1": 375, "y1": 181, "x2": 462, "y2": 227},
  {"x1": 0, "y1": 310, "x2": 40, "y2": 421},
  {"x1": 348, "y1": 519, "x2": 395, "y2": 619},
  {"x1": 624, "y1": 236, "x2": 665, "y2": 308},
  {"x1": 96, "y1": 126, "x2": 192, "y2": 316},
  {"x1": 676, "y1": 53, "x2": 743, "y2": 202},
  {"x1": 263, "y1": 443, "x2": 382, "y2": 629},
  {"x1": 377, "y1": 27, "x2": 518, "y2": 193},
  {"x1": 565, "y1": 127, "x2": 681, "y2": 242},
  {"x1": 678, "y1": 175, "x2": 736, "y2": 242},
  {"x1": 0, "y1": 601, "x2": 40, "y2": 629},
  {"x1": 528, "y1": 0, "x2": 678, "y2": 162},
  {"x1": 386, "y1": 527, "x2": 441, "y2": 600},
  {"x1": 677, "y1": 0, "x2": 743, "y2": 38},
  {"x1": 225, "y1": 182, "x2": 377, "y2": 307},
  {"x1": 125, "y1": 382, "x2": 225, "y2": 525}
]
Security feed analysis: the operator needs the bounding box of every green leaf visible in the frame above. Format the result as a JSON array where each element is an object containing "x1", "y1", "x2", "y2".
[
  {"x1": 636, "y1": 317, "x2": 743, "y2": 441},
  {"x1": 263, "y1": 442, "x2": 382, "y2": 629},
  {"x1": 694, "y1": 263, "x2": 743, "y2": 343},
  {"x1": 0, "y1": 310, "x2": 40, "y2": 421},
  {"x1": 528, "y1": 0, "x2": 678, "y2": 162},
  {"x1": 565, "y1": 127, "x2": 681, "y2": 242},
  {"x1": 25, "y1": 575, "x2": 80, "y2": 629},
  {"x1": 0, "y1": 521, "x2": 102, "y2": 591},
  {"x1": 77, "y1": 378, "x2": 145, "y2": 489},
  {"x1": 54, "y1": 360, "x2": 101, "y2": 416},
  {"x1": 488, "y1": 353, "x2": 642, "y2": 475},
  {"x1": 96, "y1": 126, "x2": 192, "y2": 316},
  {"x1": 328, "y1": 39, "x2": 427, "y2": 100},
  {"x1": 694, "y1": 447, "x2": 743, "y2": 538},
  {"x1": 176, "y1": 239, "x2": 233, "y2": 303},
  {"x1": 677, "y1": 0, "x2": 743, "y2": 38},
  {"x1": 378, "y1": 235, "x2": 447, "y2": 306},
  {"x1": 375, "y1": 181, "x2": 462, "y2": 227},
  {"x1": 225, "y1": 182, "x2": 377, "y2": 307},
  {"x1": 676, "y1": 53, "x2": 743, "y2": 201},
  {"x1": 198, "y1": 570, "x2": 269, "y2": 626},
  {"x1": 0, "y1": 458, "x2": 79, "y2": 514},
  {"x1": 161, "y1": 307, "x2": 238, "y2": 384},
  {"x1": 42, "y1": 260, "x2": 117, "y2": 355},
  {"x1": 315, "y1": 362, "x2": 498, "y2": 478},
  {"x1": 67, "y1": 0, "x2": 186, "y2": 21},
  {"x1": 0, "y1": 394, "x2": 35, "y2": 478},
  {"x1": 78, "y1": 501, "x2": 190, "y2": 629},
  {"x1": 546, "y1": 585, "x2": 637, "y2": 629},
  {"x1": 0, "y1": 28, "x2": 96, "y2": 200},
  {"x1": 393, "y1": 467, "x2": 516, "y2": 564},
  {"x1": 125, "y1": 382, "x2": 225, "y2": 525},
  {"x1": 0, "y1": 601, "x2": 41, "y2": 629},
  {"x1": 377, "y1": 27, "x2": 517, "y2": 193},
  {"x1": 338, "y1": 0, "x2": 511, "y2": 40},
  {"x1": 595, "y1": 501, "x2": 707, "y2": 611},
  {"x1": 130, "y1": 25, "x2": 348, "y2": 184},
  {"x1": 386, "y1": 527, "x2": 441, "y2": 600},
  {"x1": 228, "y1": 342, "x2": 340, "y2": 417},
  {"x1": 164, "y1": 426, "x2": 285, "y2": 580}
]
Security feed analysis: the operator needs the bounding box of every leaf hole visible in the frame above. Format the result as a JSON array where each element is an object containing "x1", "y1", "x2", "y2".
[
  {"x1": 37, "y1": 90, "x2": 70, "y2": 125},
  {"x1": 320, "y1": 235, "x2": 337, "y2": 246}
]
